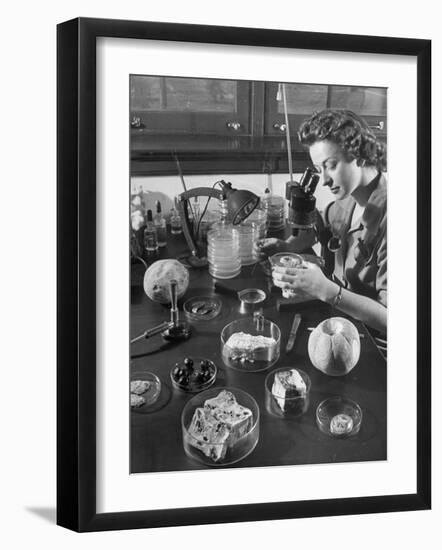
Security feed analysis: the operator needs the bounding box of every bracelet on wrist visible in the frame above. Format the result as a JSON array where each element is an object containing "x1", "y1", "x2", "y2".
[{"x1": 328, "y1": 282, "x2": 343, "y2": 308}]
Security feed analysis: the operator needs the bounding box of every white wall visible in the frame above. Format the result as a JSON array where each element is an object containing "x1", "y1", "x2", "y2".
[
  {"x1": 1, "y1": 1, "x2": 440, "y2": 549},
  {"x1": 132, "y1": 172, "x2": 332, "y2": 219}
]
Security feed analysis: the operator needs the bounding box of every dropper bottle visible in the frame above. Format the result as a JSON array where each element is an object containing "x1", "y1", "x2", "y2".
[
  {"x1": 154, "y1": 200, "x2": 167, "y2": 247},
  {"x1": 261, "y1": 187, "x2": 271, "y2": 211},
  {"x1": 144, "y1": 209, "x2": 159, "y2": 258},
  {"x1": 192, "y1": 196, "x2": 201, "y2": 242},
  {"x1": 169, "y1": 207, "x2": 182, "y2": 235}
]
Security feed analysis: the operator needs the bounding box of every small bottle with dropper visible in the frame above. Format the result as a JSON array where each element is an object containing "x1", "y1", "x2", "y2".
[
  {"x1": 144, "y1": 209, "x2": 159, "y2": 258},
  {"x1": 154, "y1": 200, "x2": 167, "y2": 247},
  {"x1": 170, "y1": 207, "x2": 182, "y2": 235},
  {"x1": 192, "y1": 197, "x2": 201, "y2": 242}
]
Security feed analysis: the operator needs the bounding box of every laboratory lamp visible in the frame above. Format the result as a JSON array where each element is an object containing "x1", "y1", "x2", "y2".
[{"x1": 176, "y1": 180, "x2": 260, "y2": 267}]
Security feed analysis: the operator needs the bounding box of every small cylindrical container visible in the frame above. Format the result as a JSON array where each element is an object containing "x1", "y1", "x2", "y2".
[
  {"x1": 237, "y1": 288, "x2": 266, "y2": 314},
  {"x1": 265, "y1": 368, "x2": 311, "y2": 417},
  {"x1": 207, "y1": 226, "x2": 241, "y2": 279},
  {"x1": 237, "y1": 221, "x2": 259, "y2": 266},
  {"x1": 182, "y1": 387, "x2": 260, "y2": 466},
  {"x1": 220, "y1": 314, "x2": 281, "y2": 372}
]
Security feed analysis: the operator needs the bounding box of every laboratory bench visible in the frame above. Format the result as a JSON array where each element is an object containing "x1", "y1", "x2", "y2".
[{"x1": 130, "y1": 232, "x2": 386, "y2": 473}]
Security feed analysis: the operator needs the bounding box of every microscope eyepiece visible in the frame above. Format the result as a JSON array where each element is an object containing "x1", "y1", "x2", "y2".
[{"x1": 299, "y1": 167, "x2": 320, "y2": 194}]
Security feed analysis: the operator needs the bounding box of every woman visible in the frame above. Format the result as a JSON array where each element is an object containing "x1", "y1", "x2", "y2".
[{"x1": 261, "y1": 109, "x2": 387, "y2": 338}]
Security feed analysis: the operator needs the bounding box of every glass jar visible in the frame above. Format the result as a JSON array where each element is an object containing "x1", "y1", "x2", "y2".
[{"x1": 265, "y1": 368, "x2": 311, "y2": 417}]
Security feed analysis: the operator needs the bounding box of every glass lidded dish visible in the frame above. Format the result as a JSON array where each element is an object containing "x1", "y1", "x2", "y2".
[
  {"x1": 265, "y1": 367, "x2": 311, "y2": 417},
  {"x1": 181, "y1": 387, "x2": 260, "y2": 467},
  {"x1": 316, "y1": 396, "x2": 362, "y2": 437},
  {"x1": 220, "y1": 312, "x2": 281, "y2": 372},
  {"x1": 183, "y1": 295, "x2": 222, "y2": 322},
  {"x1": 170, "y1": 356, "x2": 217, "y2": 393}
]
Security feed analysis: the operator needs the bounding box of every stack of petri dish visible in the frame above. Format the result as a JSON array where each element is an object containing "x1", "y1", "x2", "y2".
[
  {"x1": 246, "y1": 207, "x2": 267, "y2": 239},
  {"x1": 207, "y1": 225, "x2": 241, "y2": 279},
  {"x1": 265, "y1": 195, "x2": 286, "y2": 232},
  {"x1": 237, "y1": 221, "x2": 259, "y2": 266},
  {"x1": 198, "y1": 209, "x2": 222, "y2": 245}
]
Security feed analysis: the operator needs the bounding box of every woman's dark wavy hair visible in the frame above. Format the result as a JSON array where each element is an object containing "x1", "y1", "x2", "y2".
[{"x1": 298, "y1": 109, "x2": 387, "y2": 172}]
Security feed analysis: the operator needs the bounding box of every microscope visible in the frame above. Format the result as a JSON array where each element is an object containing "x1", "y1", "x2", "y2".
[
  {"x1": 286, "y1": 167, "x2": 320, "y2": 233},
  {"x1": 285, "y1": 167, "x2": 333, "y2": 276}
]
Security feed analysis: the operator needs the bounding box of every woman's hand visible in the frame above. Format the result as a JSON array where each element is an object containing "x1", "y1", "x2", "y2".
[
  {"x1": 272, "y1": 261, "x2": 337, "y2": 302},
  {"x1": 254, "y1": 228, "x2": 317, "y2": 260},
  {"x1": 254, "y1": 238, "x2": 288, "y2": 259}
]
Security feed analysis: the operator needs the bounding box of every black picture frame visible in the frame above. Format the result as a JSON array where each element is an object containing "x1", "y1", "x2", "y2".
[{"x1": 57, "y1": 17, "x2": 431, "y2": 532}]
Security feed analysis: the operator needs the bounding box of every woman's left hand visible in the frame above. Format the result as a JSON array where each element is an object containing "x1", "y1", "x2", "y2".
[{"x1": 272, "y1": 261, "x2": 333, "y2": 302}]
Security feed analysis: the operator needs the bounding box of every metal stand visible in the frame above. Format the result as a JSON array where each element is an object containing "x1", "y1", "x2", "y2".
[
  {"x1": 130, "y1": 279, "x2": 191, "y2": 344},
  {"x1": 161, "y1": 279, "x2": 191, "y2": 341}
]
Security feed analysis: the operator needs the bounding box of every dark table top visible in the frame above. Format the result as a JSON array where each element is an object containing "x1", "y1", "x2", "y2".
[{"x1": 130, "y1": 233, "x2": 386, "y2": 474}]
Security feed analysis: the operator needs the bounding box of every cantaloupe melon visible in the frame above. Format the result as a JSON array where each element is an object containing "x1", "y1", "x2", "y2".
[
  {"x1": 308, "y1": 317, "x2": 360, "y2": 376},
  {"x1": 143, "y1": 259, "x2": 189, "y2": 304}
]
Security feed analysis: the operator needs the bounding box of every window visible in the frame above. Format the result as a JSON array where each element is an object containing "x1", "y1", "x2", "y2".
[
  {"x1": 329, "y1": 86, "x2": 387, "y2": 115},
  {"x1": 130, "y1": 76, "x2": 387, "y2": 176}
]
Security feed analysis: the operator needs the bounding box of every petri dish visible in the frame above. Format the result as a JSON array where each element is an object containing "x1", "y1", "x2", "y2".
[
  {"x1": 170, "y1": 357, "x2": 217, "y2": 393},
  {"x1": 183, "y1": 296, "x2": 222, "y2": 322},
  {"x1": 130, "y1": 371, "x2": 162, "y2": 410},
  {"x1": 181, "y1": 387, "x2": 260, "y2": 466},
  {"x1": 316, "y1": 396, "x2": 362, "y2": 437}
]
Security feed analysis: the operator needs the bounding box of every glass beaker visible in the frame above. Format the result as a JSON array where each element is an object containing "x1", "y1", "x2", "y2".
[{"x1": 269, "y1": 252, "x2": 304, "y2": 298}]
